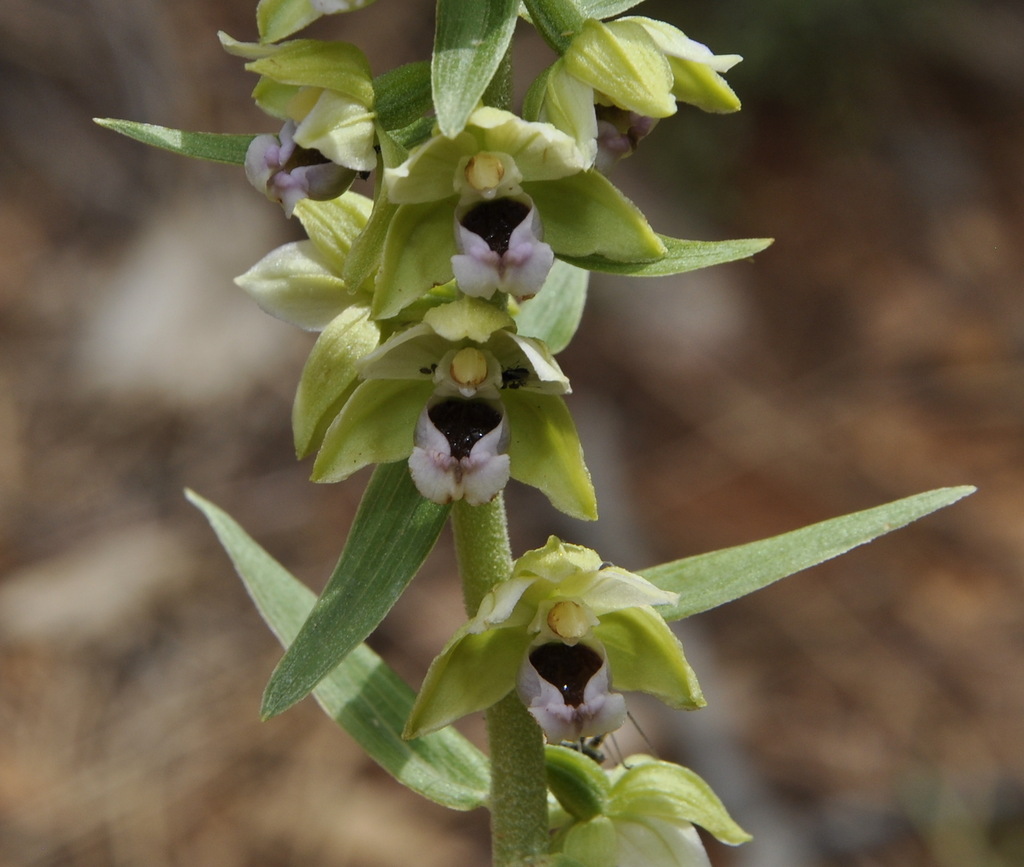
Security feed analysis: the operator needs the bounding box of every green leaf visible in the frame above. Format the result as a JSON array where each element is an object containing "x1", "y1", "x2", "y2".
[
  {"x1": 433, "y1": 0, "x2": 519, "y2": 137},
  {"x1": 93, "y1": 119, "x2": 254, "y2": 165},
  {"x1": 558, "y1": 235, "x2": 773, "y2": 276},
  {"x1": 374, "y1": 62, "x2": 433, "y2": 131},
  {"x1": 260, "y1": 462, "x2": 451, "y2": 718},
  {"x1": 514, "y1": 260, "x2": 589, "y2": 354},
  {"x1": 644, "y1": 486, "x2": 976, "y2": 621},
  {"x1": 186, "y1": 489, "x2": 488, "y2": 810},
  {"x1": 522, "y1": 0, "x2": 584, "y2": 52}
]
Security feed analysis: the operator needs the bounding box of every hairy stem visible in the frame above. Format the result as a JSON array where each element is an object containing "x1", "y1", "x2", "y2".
[{"x1": 452, "y1": 498, "x2": 549, "y2": 865}]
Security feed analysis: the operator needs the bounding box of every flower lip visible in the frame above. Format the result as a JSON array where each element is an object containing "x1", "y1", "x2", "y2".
[
  {"x1": 428, "y1": 398, "x2": 503, "y2": 460},
  {"x1": 460, "y1": 198, "x2": 532, "y2": 256},
  {"x1": 530, "y1": 641, "x2": 604, "y2": 707}
]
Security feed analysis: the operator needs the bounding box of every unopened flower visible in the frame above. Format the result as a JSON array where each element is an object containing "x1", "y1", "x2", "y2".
[
  {"x1": 534, "y1": 18, "x2": 741, "y2": 168},
  {"x1": 404, "y1": 537, "x2": 703, "y2": 741},
  {"x1": 246, "y1": 121, "x2": 358, "y2": 216},
  {"x1": 309, "y1": 297, "x2": 596, "y2": 517},
  {"x1": 546, "y1": 747, "x2": 751, "y2": 867}
]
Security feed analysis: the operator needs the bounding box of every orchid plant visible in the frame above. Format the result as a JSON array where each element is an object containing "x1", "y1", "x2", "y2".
[{"x1": 98, "y1": 1, "x2": 973, "y2": 864}]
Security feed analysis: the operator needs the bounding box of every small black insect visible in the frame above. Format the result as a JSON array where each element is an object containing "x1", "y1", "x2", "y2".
[
  {"x1": 501, "y1": 366, "x2": 529, "y2": 389},
  {"x1": 419, "y1": 363, "x2": 438, "y2": 376}
]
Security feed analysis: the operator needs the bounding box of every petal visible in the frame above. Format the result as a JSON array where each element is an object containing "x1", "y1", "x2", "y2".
[
  {"x1": 560, "y1": 566, "x2": 678, "y2": 616},
  {"x1": 422, "y1": 295, "x2": 514, "y2": 343},
  {"x1": 468, "y1": 576, "x2": 539, "y2": 633},
  {"x1": 468, "y1": 107, "x2": 588, "y2": 179},
  {"x1": 293, "y1": 90, "x2": 376, "y2": 170},
  {"x1": 384, "y1": 131, "x2": 478, "y2": 203}
]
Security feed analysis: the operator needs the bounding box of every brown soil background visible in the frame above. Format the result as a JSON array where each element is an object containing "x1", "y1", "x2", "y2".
[{"x1": 2, "y1": 1, "x2": 1022, "y2": 865}]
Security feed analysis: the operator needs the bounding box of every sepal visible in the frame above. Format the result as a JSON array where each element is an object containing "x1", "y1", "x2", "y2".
[
  {"x1": 505, "y1": 391, "x2": 597, "y2": 521},
  {"x1": 595, "y1": 608, "x2": 704, "y2": 710},
  {"x1": 292, "y1": 306, "x2": 380, "y2": 458},
  {"x1": 404, "y1": 626, "x2": 532, "y2": 738}
]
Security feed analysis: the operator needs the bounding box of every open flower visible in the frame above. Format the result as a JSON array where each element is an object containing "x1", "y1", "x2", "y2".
[
  {"x1": 533, "y1": 17, "x2": 741, "y2": 169},
  {"x1": 233, "y1": 192, "x2": 384, "y2": 459},
  {"x1": 373, "y1": 107, "x2": 665, "y2": 317},
  {"x1": 546, "y1": 748, "x2": 751, "y2": 867},
  {"x1": 246, "y1": 120, "x2": 359, "y2": 215},
  {"x1": 221, "y1": 34, "x2": 376, "y2": 174},
  {"x1": 309, "y1": 297, "x2": 596, "y2": 517},
  {"x1": 404, "y1": 537, "x2": 703, "y2": 741}
]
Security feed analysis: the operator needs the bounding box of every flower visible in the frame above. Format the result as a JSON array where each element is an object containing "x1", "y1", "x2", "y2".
[
  {"x1": 404, "y1": 537, "x2": 703, "y2": 741},
  {"x1": 533, "y1": 17, "x2": 741, "y2": 169},
  {"x1": 245, "y1": 120, "x2": 359, "y2": 216},
  {"x1": 233, "y1": 192, "x2": 384, "y2": 459},
  {"x1": 309, "y1": 297, "x2": 596, "y2": 517},
  {"x1": 546, "y1": 748, "x2": 751, "y2": 867},
  {"x1": 221, "y1": 34, "x2": 376, "y2": 173},
  {"x1": 373, "y1": 107, "x2": 665, "y2": 317}
]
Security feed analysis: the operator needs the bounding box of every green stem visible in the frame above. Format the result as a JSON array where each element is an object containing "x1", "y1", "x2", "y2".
[{"x1": 452, "y1": 498, "x2": 549, "y2": 865}]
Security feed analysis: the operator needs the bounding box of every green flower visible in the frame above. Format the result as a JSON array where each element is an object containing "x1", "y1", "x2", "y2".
[
  {"x1": 233, "y1": 193, "x2": 382, "y2": 459},
  {"x1": 404, "y1": 537, "x2": 703, "y2": 741},
  {"x1": 534, "y1": 17, "x2": 741, "y2": 168},
  {"x1": 374, "y1": 106, "x2": 665, "y2": 318},
  {"x1": 311, "y1": 298, "x2": 596, "y2": 517},
  {"x1": 546, "y1": 747, "x2": 751, "y2": 867},
  {"x1": 221, "y1": 33, "x2": 376, "y2": 173}
]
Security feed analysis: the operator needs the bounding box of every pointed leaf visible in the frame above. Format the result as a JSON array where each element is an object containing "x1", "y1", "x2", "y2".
[
  {"x1": 186, "y1": 489, "x2": 487, "y2": 809},
  {"x1": 644, "y1": 486, "x2": 976, "y2": 621},
  {"x1": 260, "y1": 461, "x2": 451, "y2": 718},
  {"x1": 374, "y1": 62, "x2": 433, "y2": 131},
  {"x1": 558, "y1": 235, "x2": 773, "y2": 276},
  {"x1": 433, "y1": 0, "x2": 519, "y2": 137},
  {"x1": 521, "y1": 0, "x2": 584, "y2": 52},
  {"x1": 94, "y1": 119, "x2": 254, "y2": 165},
  {"x1": 514, "y1": 260, "x2": 589, "y2": 354}
]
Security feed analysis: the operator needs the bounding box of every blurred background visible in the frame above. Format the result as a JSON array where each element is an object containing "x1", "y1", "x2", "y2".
[{"x1": 1, "y1": 0, "x2": 1022, "y2": 864}]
